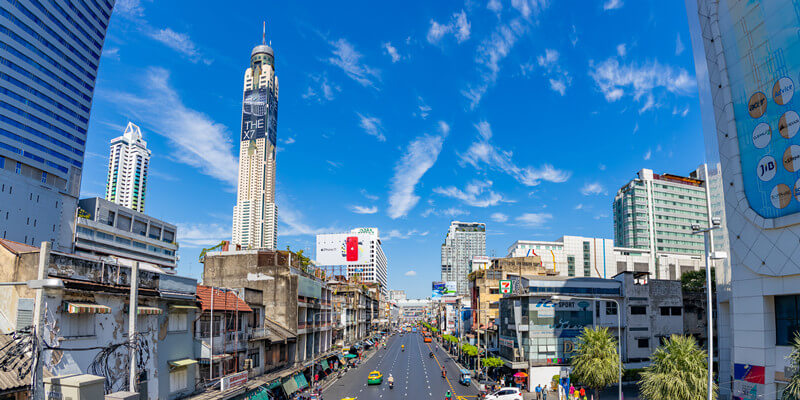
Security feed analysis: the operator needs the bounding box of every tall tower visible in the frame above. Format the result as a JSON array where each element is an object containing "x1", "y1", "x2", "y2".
[
  {"x1": 105, "y1": 122, "x2": 151, "y2": 212},
  {"x1": 232, "y1": 27, "x2": 279, "y2": 249},
  {"x1": 440, "y1": 221, "x2": 486, "y2": 299}
]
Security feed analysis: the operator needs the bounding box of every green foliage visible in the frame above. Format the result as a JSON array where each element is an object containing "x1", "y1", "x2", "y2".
[
  {"x1": 622, "y1": 368, "x2": 643, "y2": 382},
  {"x1": 481, "y1": 357, "x2": 504, "y2": 368},
  {"x1": 681, "y1": 268, "x2": 715, "y2": 292},
  {"x1": 551, "y1": 375, "x2": 560, "y2": 390},
  {"x1": 285, "y1": 245, "x2": 312, "y2": 267},
  {"x1": 570, "y1": 326, "x2": 621, "y2": 393},
  {"x1": 638, "y1": 335, "x2": 716, "y2": 400},
  {"x1": 783, "y1": 333, "x2": 800, "y2": 400},
  {"x1": 461, "y1": 344, "x2": 478, "y2": 357},
  {"x1": 442, "y1": 334, "x2": 458, "y2": 343}
]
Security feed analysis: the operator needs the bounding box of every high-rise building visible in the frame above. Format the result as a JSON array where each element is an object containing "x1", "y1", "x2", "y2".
[
  {"x1": 105, "y1": 122, "x2": 150, "y2": 212},
  {"x1": 232, "y1": 30, "x2": 279, "y2": 250},
  {"x1": 688, "y1": 1, "x2": 800, "y2": 398},
  {"x1": 316, "y1": 228, "x2": 388, "y2": 296},
  {"x1": 441, "y1": 221, "x2": 486, "y2": 299},
  {"x1": 613, "y1": 168, "x2": 710, "y2": 265},
  {"x1": 0, "y1": 0, "x2": 115, "y2": 251}
]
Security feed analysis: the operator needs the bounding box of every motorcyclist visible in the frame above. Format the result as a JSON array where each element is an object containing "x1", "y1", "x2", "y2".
[
  {"x1": 388, "y1": 374, "x2": 394, "y2": 388},
  {"x1": 442, "y1": 369, "x2": 447, "y2": 378},
  {"x1": 429, "y1": 351, "x2": 434, "y2": 358},
  {"x1": 445, "y1": 390, "x2": 453, "y2": 400},
  {"x1": 401, "y1": 345, "x2": 405, "y2": 352}
]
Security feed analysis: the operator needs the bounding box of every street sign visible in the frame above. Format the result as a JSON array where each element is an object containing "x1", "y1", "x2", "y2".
[{"x1": 499, "y1": 280, "x2": 512, "y2": 294}]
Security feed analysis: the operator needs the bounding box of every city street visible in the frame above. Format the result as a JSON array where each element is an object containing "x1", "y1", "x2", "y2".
[{"x1": 322, "y1": 332, "x2": 479, "y2": 400}]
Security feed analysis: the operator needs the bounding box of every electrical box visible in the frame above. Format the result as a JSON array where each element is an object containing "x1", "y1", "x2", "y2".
[
  {"x1": 44, "y1": 374, "x2": 105, "y2": 400},
  {"x1": 105, "y1": 391, "x2": 139, "y2": 400}
]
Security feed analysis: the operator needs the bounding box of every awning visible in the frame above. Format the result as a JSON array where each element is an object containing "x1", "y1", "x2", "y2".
[
  {"x1": 65, "y1": 302, "x2": 111, "y2": 314},
  {"x1": 169, "y1": 359, "x2": 197, "y2": 369},
  {"x1": 169, "y1": 305, "x2": 199, "y2": 311},
  {"x1": 320, "y1": 360, "x2": 329, "y2": 370},
  {"x1": 137, "y1": 306, "x2": 162, "y2": 315},
  {"x1": 294, "y1": 373, "x2": 309, "y2": 390},
  {"x1": 265, "y1": 380, "x2": 282, "y2": 390},
  {"x1": 282, "y1": 376, "x2": 299, "y2": 395}
]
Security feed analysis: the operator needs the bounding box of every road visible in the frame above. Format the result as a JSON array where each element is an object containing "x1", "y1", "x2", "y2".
[{"x1": 322, "y1": 332, "x2": 480, "y2": 400}]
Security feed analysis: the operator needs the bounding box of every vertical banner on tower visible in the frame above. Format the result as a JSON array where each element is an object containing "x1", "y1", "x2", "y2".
[{"x1": 241, "y1": 87, "x2": 268, "y2": 141}]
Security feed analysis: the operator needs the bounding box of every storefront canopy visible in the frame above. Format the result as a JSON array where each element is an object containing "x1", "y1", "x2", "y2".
[
  {"x1": 136, "y1": 306, "x2": 162, "y2": 315},
  {"x1": 168, "y1": 359, "x2": 197, "y2": 369},
  {"x1": 65, "y1": 302, "x2": 111, "y2": 314}
]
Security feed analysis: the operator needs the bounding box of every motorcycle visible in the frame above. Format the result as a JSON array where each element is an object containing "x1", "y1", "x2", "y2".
[
  {"x1": 389, "y1": 381, "x2": 394, "y2": 389},
  {"x1": 429, "y1": 352, "x2": 434, "y2": 358}
]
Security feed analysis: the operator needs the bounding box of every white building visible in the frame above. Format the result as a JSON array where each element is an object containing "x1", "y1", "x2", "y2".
[
  {"x1": 316, "y1": 228, "x2": 388, "y2": 295},
  {"x1": 105, "y1": 122, "x2": 151, "y2": 212},
  {"x1": 0, "y1": 0, "x2": 115, "y2": 251},
  {"x1": 441, "y1": 221, "x2": 486, "y2": 299},
  {"x1": 689, "y1": 1, "x2": 800, "y2": 398},
  {"x1": 232, "y1": 35, "x2": 279, "y2": 250},
  {"x1": 507, "y1": 235, "x2": 704, "y2": 280}
]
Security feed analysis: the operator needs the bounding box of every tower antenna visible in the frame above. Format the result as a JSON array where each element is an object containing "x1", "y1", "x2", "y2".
[{"x1": 262, "y1": 21, "x2": 266, "y2": 45}]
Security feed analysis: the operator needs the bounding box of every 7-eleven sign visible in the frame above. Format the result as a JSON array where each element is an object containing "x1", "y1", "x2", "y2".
[{"x1": 499, "y1": 280, "x2": 512, "y2": 294}]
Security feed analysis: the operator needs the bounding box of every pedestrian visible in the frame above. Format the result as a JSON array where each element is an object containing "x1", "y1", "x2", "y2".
[
  {"x1": 535, "y1": 384, "x2": 542, "y2": 400},
  {"x1": 579, "y1": 387, "x2": 586, "y2": 400},
  {"x1": 569, "y1": 384, "x2": 575, "y2": 400}
]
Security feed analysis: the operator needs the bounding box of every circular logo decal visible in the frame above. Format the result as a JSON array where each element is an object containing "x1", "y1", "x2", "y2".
[
  {"x1": 779, "y1": 110, "x2": 800, "y2": 139},
  {"x1": 749, "y1": 92, "x2": 767, "y2": 118},
  {"x1": 795, "y1": 178, "x2": 800, "y2": 202},
  {"x1": 771, "y1": 183, "x2": 793, "y2": 209},
  {"x1": 752, "y1": 122, "x2": 772, "y2": 148},
  {"x1": 773, "y1": 77, "x2": 795, "y2": 105},
  {"x1": 784, "y1": 145, "x2": 800, "y2": 172},
  {"x1": 757, "y1": 155, "x2": 777, "y2": 181}
]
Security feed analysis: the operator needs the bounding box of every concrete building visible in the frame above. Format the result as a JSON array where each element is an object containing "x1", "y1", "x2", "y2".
[
  {"x1": 389, "y1": 290, "x2": 406, "y2": 302},
  {"x1": 329, "y1": 281, "x2": 378, "y2": 346},
  {"x1": 688, "y1": 1, "x2": 800, "y2": 397},
  {"x1": 613, "y1": 168, "x2": 710, "y2": 263},
  {"x1": 232, "y1": 34, "x2": 279, "y2": 250},
  {"x1": 441, "y1": 221, "x2": 486, "y2": 299},
  {"x1": 74, "y1": 197, "x2": 179, "y2": 272},
  {"x1": 202, "y1": 249, "x2": 332, "y2": 365},
  {"x1": 105, "y1": 122, "x2": 150, "y2": 212},
  {"x1": 194, "y1": 285, "x2": 252, "y2": 382},
  {"x1": 394, "y1": 298, "x2": 431, "y2": 324},
  {"x1": 497, "y1": 272, "x2": 702, "y2": 389},
  {"x1": 0, "y1": 0, "x2": 115, "y2": 251},
  {"x1": 0, "y1": 239, "x2": 199, "y2": 399},
  {"x1": 316, "y1": 228, "x2": 388, "y2": 296}
]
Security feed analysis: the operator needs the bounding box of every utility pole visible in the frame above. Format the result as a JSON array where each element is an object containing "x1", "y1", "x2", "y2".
[
  {"x1": 209, "y1": 287, "x2": 215, "y2": 382},
  {"x1": 31, "y1": 242, "x2": 51, "y2": 400},
  {"x1": 128, "y1": 261, "x2": 139, "y2": 393}
]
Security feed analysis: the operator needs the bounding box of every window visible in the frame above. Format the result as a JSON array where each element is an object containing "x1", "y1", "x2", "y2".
[
  {"x1": 606, "y1": 301, "x2": 617, "y2": 315},
  {"x1": 168, "y1": 312, "x2": 188, "y2": 332},
  {"x1": 62, "y1": 313, "x2": 95, "y2": 337},
  {"x1": 169, "y1": 368, "x2": 188, "y2": 393},
  {"x1": 567, "y1": 256, "x2": 575, "y2": 277},
  {"x1": 637, "y1": 338, "x2": 650, "y2": 348},
  {"x1": 776, "y1": 295, "x2": 800, "y2": 346},
  {"x1": 630, "y1": 306, "x2": 647, "y2": 315},
  {"x1": 489, "y1": 288, "x2": 500, "y2": 294},
  {"x1": 660, "y1": 306, "x2": 682, "y2": 316},
  {"x1": 249, "y1": 350, "x2": 260, "y2": 369}
]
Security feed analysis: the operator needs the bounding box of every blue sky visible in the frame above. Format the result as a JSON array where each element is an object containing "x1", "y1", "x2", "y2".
[{"x1": 80, "y1": 0, "x2": 706, "y2": 299}]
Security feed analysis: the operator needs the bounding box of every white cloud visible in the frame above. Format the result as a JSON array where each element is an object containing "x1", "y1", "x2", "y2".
[
  {"x1": 594, "y1": 213, "x2": 609, "y2": 220},
  {"x1": 417, "y1": 97, "x2": 432, "y2": 119},
  {"x1": 537, "y1": 49, "x2": 559, "y2": 68},
  {"x1": 569, "y1": 25, "x2": 579, "y2": 47},
  {"x1": 115, "y1": 0, "x2": 144, "y2": 17},
  {"x1": 383, "y1": 42, "x2": 401, "y2": 63},
  {"x1": 638, "y1": 94, "x2": 656, "y2": 114},
  {"x1": 177, "y1": 223, "x2": 229, "y2": 248},
  {"x1": 644, "y1": 149, "x2": 652, "y2": 160},
  {"x1": 675, "y1": 33, "x2": 685, "y2": 55},
  {"x1": 516, "y1": 213, "x2": 553, "y2": 227},
  {"x1": 491, "y1": 212, "x2": 509, "y2": 223},
  {"x1": 460, "y1": 121, "x2": 571, "y2": 186},
  {"x1": 384, "y1": 230, "x2": 428, "y2": 241},
  {"x1": 327, "y1": 38, "x2": 381, "y2": 88},
  {"x1": 589, "y1": 58, "x2": 695, "y2": 103},
  {"x1": 633, "y1": 123, "x2": 639, "y2": 134},
  {"x1": 326, "y1": 160, "x2": 341, "y2": 169},
  {"x1": 427, "y1": 10, "x2": 471, "y2": 44},
  {"x1": 599, "y1": 164, "x2": 607, "y2": 171},
  {"x1": 102, "y1": 68, "x2": 237, "y2": 187},
  {"x1": 536, "y1": 49, "x2": 571, "y2": 96},
  {"x1": 574, "y1": 204, "x2": 584, "y2": 210},
  {"x1": 603, "y1": 0, "x2": 623, "y2": 10},
  {"x1": 422, "y1": 207, "x2": 470, "y2": 218},
  {"x1": 616, "y1": 43, "x2": 627, "y2": 57},
  {"x1": 404, "y1": 270, "x2": 417, "y2": 277},
  {"x1": 673, "y1": 105, "x2": 690, "y2": 117},
  {"x1": 549, "y1": 79, "x2": 567, "y2": 96},
  {"x1": 433, "y1": 180, "x2": 511, "y2": 207},
  {"x1": 283, "y1": 137, "x2": 296, "y2": 145},
  {"x1": 302, "y1": 74, "x2": 340, "y2": 102},
  {"x1": 388, "y1": 123, "x2": 448, "y2": 219},
  {"x1": 361, "y1": 189, "x2": 379, "y2": 201},
  {"x1": 487, "y1": 0, "x2": 502, "y2": 14},
  {"x1": 279, "y1": 199, "x2": 340, "y2": 236},
  {"x1": 511, "y1": 0, "x2": 549, "y2": 18},
  {"x1": 350, "y1": 205, "x2": 378, "y2": 214},
  {"x1": 149, "y1": 28, "x2": 210, "y2": 64},
  {"x1": 357, "y1": 113, "x2": 386, "y2": 141},
  {"x1": 581, "y1": 182, "x2": 605, "y2": 196},
  {"x1": 103, "y1": 47, "x2": 120, "y2": 60}
]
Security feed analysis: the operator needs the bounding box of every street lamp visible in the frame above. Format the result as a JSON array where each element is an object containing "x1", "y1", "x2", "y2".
[
  {"x1": 692, "y1": 217, "x2": 727, "y2": 400},
  {"x1": 552, "y1": 295, "x2": 622, "y2": 400}
]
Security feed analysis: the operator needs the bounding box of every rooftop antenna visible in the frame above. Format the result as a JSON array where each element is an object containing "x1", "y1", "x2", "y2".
[{"x1": 262, "y1": 21, "x2": 266, "y2": 45}]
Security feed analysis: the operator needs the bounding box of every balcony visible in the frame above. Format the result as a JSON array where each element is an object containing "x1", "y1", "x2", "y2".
[{"x1": 250, "y1": 327, "x2": 271, "y2": 341}]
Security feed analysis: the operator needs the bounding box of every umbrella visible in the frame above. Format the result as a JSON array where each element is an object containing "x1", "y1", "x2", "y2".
[
  {"x1": 513, "y1": 372, "x2": 528, "y2": 378},
  {"x1": 345, "y1": 354, "x2": 358, "y2": 359}
]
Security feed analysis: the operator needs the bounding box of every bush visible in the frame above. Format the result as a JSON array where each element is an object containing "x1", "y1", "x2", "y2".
[{"x1": 623, "y1": 368, "x2": 643, "y2": 382}]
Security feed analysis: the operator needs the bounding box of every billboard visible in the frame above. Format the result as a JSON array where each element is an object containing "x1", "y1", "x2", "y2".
[
  {"x1": 444, "y1": 281, "x2": 457, "y2": 295},
  {"x1": 715, "y1": 0, "x2": 800, "y2": 220},
  {"x1": 431, "y1": 281, "x2": 446, "y2": 298},
  {"x1": 241, "y1": 86, "x2": 277, "y2": 146},
  {"x1": 316, "y1": 232, "x2": 375, "y2": 266}
]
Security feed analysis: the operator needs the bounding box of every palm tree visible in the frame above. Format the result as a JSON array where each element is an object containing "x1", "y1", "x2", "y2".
[
  {"x1": 570, "y1": 326, "x2": 621, "y2": 400},
  {"x1": 783, "y1": 332, "x2": 800, "y2": 400},
  {"x1": 639, "y1": 335, "x2": 716, "y2": 400}
]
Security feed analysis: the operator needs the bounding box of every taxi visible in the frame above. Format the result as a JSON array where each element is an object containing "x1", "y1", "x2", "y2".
[{"x1": 367, "y1": 370, "x2": 383, "y2": 385}]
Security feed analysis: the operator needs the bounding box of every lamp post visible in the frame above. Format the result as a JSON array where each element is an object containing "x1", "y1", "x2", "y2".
[
  {"x1": 691, "y1": 217, "x2": 727, "y2": 400},
  {"x1": 552, "y1": 295, "x2": 622, "y2": 400}
]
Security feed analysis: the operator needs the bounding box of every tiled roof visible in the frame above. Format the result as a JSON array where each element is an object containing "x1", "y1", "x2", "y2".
[
  {"x1": 0, "y1": 239, "x2": 39, "y2": 255},
  {"x1": 196, "y1": 286, "x2": 252, "y2": 312}
]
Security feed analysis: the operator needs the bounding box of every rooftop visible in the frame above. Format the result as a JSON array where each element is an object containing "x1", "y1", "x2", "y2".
[
  {"x1": 0, "y1": 239, "x2": 39, "y2": 255},
  {"x1": 196, "y1": 285, "x2": 252, "y2": 312}
]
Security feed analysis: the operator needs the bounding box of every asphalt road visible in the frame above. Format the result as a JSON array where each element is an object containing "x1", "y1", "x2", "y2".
[{"x1": 322, "y1": 332, "x2": 480, "y2": 400}]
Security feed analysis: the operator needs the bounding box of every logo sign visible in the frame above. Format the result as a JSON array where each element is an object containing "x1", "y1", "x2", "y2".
[
  {"x1": 221, "y1": 371, "x2": 248, "y2": 391},
  {"x1": 499, "y1": 280, "x2": 512, "y2": 294}
]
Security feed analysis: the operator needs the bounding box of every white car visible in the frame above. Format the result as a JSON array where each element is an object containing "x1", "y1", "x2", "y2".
[{"x1": 484, "y1": 387, "x2": 524, "y2": 400}]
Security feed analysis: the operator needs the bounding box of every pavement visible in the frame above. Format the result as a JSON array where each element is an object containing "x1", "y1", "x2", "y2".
[{"x1": 322, "y1": 332, "x2": 480, "y2": 400}]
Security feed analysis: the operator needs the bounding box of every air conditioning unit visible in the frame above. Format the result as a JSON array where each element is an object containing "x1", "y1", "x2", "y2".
[{"x1": 44, "y1": 374, "x2": 105, "y2": 400}]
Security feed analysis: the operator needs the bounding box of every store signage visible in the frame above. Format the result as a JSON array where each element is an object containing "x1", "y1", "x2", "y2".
[
  {"x1": 220, "y1": 371, "x2": 248, "y2": 391},
  {"x1": 499, "y1": 280, "x2": 512, "y2": 294}
]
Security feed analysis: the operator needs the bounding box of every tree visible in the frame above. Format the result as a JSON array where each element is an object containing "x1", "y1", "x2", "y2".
[
  {"x1": 482, "y1": 357, "x2": 504, "y2": 378},
  {"x1": 783, "y1": 332, "x2": 800, "y2": 400},
  {"x1": 681, "y1": 268, "x2": 716, "y2": 292},
  {"x1": 570, "y1": 326, "x2": 621, "y2": 400},
  {"x1": 638, "y1": 335, "x2": 716, "y2": 400}
]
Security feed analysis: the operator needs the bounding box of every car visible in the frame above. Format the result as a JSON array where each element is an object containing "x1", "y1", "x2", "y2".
[
  {"x1": 484, "y1": 387, "x2": 524, "y2": 400},
  {"x1": 367, "y1": 371, "x2": 383, "y2": 385},
  {"x1": 424, "y1": 337, "x2": 432, "y2": 343}
]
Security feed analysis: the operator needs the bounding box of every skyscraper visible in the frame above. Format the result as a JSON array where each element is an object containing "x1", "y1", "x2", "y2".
[
  {"x1": 0, "y1": 0, "x2": 115, "y2": 251},
  {"x1": 441, "y1": 221, "x2": 486, "y2": 299},
  {"x1": 105, "y1": 122, "x2": 150, "y2": 212},
  {"x1": 232, "y1": 28, "x2": 279, "y2": 250}
]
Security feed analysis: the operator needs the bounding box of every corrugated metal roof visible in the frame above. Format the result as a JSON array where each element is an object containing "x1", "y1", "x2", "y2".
[
  {"x1": 0, "y1": 334, "x2": 51, "y2": 392},
  {"x1": 196, "y1": 286, "x2": 252, "y2": 312},
  {"x1": 0, "y1": 239, "x2": 39, "y2": 255}
]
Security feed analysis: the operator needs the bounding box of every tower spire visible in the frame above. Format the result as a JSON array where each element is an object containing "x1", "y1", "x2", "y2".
[{"x1": 262, "y1": 21, "x2": 266, "y2": 45}]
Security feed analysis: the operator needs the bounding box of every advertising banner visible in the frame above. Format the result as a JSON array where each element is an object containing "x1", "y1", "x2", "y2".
[
  {"x1": 733, "y1": 363, "x2": 764, "y2": 400},
  {"x1": 444, "y1": 281, "x2": 457, "y2": 296},
  {"x1": 316, "y1": 233, "x2": 370, "y2": 266},
  {"x1": 716, "y1": 0, "x2": 800, "y2": 220},
  {"x1": 241, "y1": 88, "x2": 268, "y2": 141},
  {"x1": 431, "y1": 282, "x2": 445, "y2": 298}
]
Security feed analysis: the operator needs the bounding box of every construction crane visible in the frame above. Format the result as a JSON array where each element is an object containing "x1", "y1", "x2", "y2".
[{"x1": 198, "y1": 240, "x2": 229, "y2": 262}]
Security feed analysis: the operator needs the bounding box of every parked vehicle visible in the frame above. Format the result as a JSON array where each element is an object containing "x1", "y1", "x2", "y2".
[
  {"x1": 459, "y1": 369, "x2": 471, "y2": 385},
  {"x1": 484, "y1": 387, "x2": 523, "y2": 400}
]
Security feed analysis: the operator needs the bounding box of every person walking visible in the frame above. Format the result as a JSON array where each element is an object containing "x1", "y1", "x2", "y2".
[
  {"x1": 579, "y1": 387, "x2": 586, "y2": 400},
  {"x1": 535, "y1": 384, "x2": 542, "y2": 400},
  {"x1": 569, "y1": 384, "x2": 575, "y2": 400}
]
